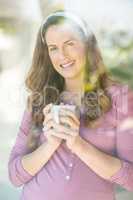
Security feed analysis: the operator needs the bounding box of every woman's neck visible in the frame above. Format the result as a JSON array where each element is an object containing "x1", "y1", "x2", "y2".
[{"x1": 64, "y1": 75, "x2": 84, "y2": 94}]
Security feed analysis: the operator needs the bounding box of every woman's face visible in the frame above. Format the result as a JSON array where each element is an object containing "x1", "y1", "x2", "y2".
[{"x1": 45, "y1": 22, "x2": 87, "y2": 80}]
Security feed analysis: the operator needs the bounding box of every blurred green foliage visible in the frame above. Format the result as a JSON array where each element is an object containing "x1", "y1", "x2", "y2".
[
  {"x1": 100, "y1": 29, "x2": 133, "y2": 88},
  {"x1": 0, "y1": 21, "x2": 17, "y2": 34}
]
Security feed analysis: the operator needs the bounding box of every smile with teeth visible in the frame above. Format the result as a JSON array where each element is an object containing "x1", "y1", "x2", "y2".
[{"x1": 61, "y1": 61, "x2": 75, "y2": 68}]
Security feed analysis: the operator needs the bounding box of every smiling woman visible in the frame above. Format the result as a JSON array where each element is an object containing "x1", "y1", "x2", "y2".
[
  {"x1": 45, "y1": 22, "x2": 86, "y2": 88},
  {"x1": 8, "y1": 10, "x2": 133, "y2": 200}
]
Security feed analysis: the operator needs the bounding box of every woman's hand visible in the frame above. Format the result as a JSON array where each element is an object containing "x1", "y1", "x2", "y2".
[
  {"x1": 43, "y1": 103, "x2": 63, "y2": 146},
  {"x1": 47, "y1": 107, "x2": 81, "y2": 150}
]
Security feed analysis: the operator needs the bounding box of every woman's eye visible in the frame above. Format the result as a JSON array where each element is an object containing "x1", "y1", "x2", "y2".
[
  {"x1": 49, "y1": 47, "x2": 57, "y2": 52},
  {"x1": 67, "y1": 42, "x2": 74, "y2": 46}
]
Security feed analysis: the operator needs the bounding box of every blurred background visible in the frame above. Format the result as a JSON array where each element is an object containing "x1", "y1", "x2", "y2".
[{"x1": 0, "y1": 0, "x2": 133, "y2": 199}]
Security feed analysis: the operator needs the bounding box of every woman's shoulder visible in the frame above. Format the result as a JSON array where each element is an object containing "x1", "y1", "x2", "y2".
[
  {"x1": 106, "y1": 83, "x2": 133, "y2": 103},
  {"x1": 108, "y1": 83, "x2": 133, "y2": 118},
  {"x1": 21, "y1": 104, "x2": 32, "y2": 127},
  {"x1": 23, "y1": 108, "x2": 32, "y2": 118},
  {"x1": 26, "y1": 95, "x2": 33, "y2": 113},
  {"x1": 105, "y1": 82, "x2": 129, "y2": 96}
]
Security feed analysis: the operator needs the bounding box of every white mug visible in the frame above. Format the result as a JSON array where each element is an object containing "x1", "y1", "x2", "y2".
[{"x1": 51, "y1": 104, "x2": 79, "y2": 125}]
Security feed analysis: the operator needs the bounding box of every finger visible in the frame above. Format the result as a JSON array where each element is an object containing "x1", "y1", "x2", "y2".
[
  {"x1": 44, "y1": 128, "x2": 54, "y2": 136},
  {"x1": 43, "y1": 103, "x2": 53, "y2": 116},
  {"x1": 43, "y1": 119, "x2": 54, "y2": 131},
  {"x1": 43, "y1": 127, "x2": 58, "y2": 137},
  {"x1": 60, "y1": 116, "x2": 78, "y2": 129},
  {"x1": 60, "y1": 108, "x2": 80, "y2": 125},
  {"x1": 60, "y1": 102, "x2": 65, "y2": 105},
  {"x1": 50, "y1": 131, "x2": 71, "y2": 140},
  {"x1": 43, "y1": 109, "x2": 77, "y2": 128},
  {"x1": 53, "y1": 123, "x2": 79, "y2": 136},
  {"x1": 44, "y1": 119, "x2": 57, "y2": 130},
  {"x1": 44, "y1": 119, "x2": 78, "y2": 137},
  {"x1": 43, "y1": 112, "x2": 53, "y2": 126},
  {"x1": 42, "y1": 126, "x2": 50, "y2": 132}
]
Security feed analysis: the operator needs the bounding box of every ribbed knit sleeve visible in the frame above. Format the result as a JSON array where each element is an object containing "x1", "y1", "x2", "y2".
[
  {"x1": 8, "y1": 110, "x2": 34, "y2": 187},
  {"x1": 109, "y1": 84, "x2": 133, "y2": 191}
]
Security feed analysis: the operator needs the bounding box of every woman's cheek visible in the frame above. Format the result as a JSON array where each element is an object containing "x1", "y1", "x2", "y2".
[{"x1": 49, "y1": 53, "x2": 59, "y2": 67}]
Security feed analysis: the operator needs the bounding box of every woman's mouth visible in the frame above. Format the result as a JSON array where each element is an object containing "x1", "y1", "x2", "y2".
[{"x1": 60, "y1": 60, "x2": 75, "y2": 68}]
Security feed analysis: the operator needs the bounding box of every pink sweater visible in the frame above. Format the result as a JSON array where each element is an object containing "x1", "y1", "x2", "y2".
[{"x1": 8, "y1": 84, "x2": 133, "y2": 200}]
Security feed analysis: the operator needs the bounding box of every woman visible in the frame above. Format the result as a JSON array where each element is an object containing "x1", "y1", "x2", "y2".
[{"x1": 8, "y1": 10, "x2": 133, "y2": 200}]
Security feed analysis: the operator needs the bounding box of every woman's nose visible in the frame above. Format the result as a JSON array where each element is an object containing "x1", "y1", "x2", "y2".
[{"x1": 59, "y1": 48, "x2": 69, "y2": 60}]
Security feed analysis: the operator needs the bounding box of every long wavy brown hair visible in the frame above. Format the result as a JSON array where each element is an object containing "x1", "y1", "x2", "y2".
[{"x1": 25, "y1": 10, "x2": 117, "y2": 151}]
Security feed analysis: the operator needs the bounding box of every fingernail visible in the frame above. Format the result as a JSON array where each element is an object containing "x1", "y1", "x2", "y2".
[{"x1": 43, "y1": 126, "x2": 48, "y2": 132}]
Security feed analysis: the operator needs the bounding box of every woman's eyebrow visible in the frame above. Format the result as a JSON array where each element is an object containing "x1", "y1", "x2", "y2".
[
  {"x1": 47, "y1": 44, "x2": 57, "y2": 47},
  {"x1": 64, "y1": 39, "x2": 75, "y2": 44},
  {"x1": 47, "y1": 39, "x2": 75, "y2": 47}
]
